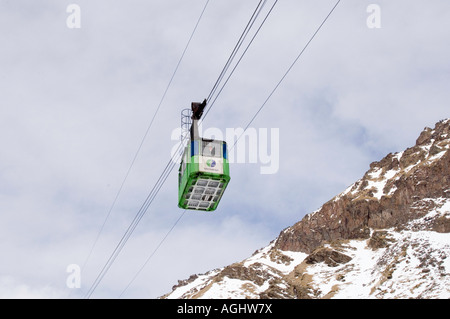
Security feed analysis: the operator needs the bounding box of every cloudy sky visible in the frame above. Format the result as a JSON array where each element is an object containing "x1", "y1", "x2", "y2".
[{"x1": 0, "y1": 0, "x2": 449, "y2": 298}]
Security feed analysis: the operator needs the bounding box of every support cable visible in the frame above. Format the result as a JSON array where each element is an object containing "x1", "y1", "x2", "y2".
[
  {"x1": 82, "y1": 0, "x2": 210, "y2": 298},
  {"x1": 117, "y1": 0, "x2": 341, "y2": 298}
]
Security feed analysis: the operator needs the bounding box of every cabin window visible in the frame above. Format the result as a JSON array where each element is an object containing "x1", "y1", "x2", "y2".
[
  {"x1": 181, "y1": 160, "x2": 186, "y2": 175},
  {"x1": 202, "y1": 141, "x2": 221, "y2": 158},
  {"x1": 181, "y1": 149, "x2": 188, "y2": 176}
]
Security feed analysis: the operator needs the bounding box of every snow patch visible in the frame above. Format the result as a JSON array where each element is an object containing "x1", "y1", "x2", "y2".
[
  {"x1": 200, "y1": 277, "x2": 267, "y2": 299},
  {"x1": 303, "y1": 229, "x2": 450, "y2": 299},
  {"x1": 244, "y1": 242, "x2": 308, "y2": 275},
  {"x1": 165, "y1": 269, "x2": 221, "y2": 299}
]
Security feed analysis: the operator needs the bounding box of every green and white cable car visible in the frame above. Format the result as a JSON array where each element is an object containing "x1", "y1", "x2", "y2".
[{"x1": 178, "y1": 100, "x2": 230, "y2": 211}]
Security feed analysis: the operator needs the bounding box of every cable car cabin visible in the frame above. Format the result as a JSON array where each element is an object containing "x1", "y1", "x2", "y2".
[{"x1": 178, "y1": 138, "x2": 230, "y2": 211}]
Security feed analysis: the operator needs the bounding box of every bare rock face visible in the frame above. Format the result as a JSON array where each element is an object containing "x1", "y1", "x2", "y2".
[
  {"x1": 368, "y1": 230, "x2": 394, "y2": 249},
  {"x1": 304, "y1": 247, "x2": 352, "y2": 267},
  {"x1": 275, "y1": 119, "x2": 450, "y2": 253}
]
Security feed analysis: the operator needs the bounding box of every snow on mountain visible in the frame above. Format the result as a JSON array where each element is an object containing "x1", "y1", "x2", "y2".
[{"x1": 162, "y1": 119, "x2": 450, "y2": 299}]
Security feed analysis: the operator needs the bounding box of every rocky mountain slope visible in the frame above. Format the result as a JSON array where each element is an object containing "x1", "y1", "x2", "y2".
[{"x1": 162, "y1": 119, "x2": 450, "y2": 299}]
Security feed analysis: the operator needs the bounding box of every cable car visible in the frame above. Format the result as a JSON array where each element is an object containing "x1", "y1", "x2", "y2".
[{"x1": 178, "y1": 100, "x2": 230, "y2": 211}]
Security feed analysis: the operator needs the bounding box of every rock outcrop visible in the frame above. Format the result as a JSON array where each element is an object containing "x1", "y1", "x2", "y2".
[{"x1": 275, "y1": 119, "x2": 450, "y2": 253}]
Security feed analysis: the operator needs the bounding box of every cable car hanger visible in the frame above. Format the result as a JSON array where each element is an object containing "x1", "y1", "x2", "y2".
[{"x1": 178, "y1": 99, "x2": 231, "y2": 212}]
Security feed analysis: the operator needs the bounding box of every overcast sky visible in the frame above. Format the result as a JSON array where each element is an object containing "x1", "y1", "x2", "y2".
[{"x1": 0, "y1": 0, "x2": 449, "y2": 298}]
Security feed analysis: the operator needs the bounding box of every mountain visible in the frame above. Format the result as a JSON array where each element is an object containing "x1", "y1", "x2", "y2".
[{"x1": 162, "y1": 119, "x2": 450, "y2": 299}]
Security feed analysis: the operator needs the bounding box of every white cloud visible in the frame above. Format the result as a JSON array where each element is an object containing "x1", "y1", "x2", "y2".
[
  {"x1": 0, "y1": 0, "x2": 449, "y2": 298},
  {"x1": 0, "y1": 276, "x2": 64, "y2": 299}
]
